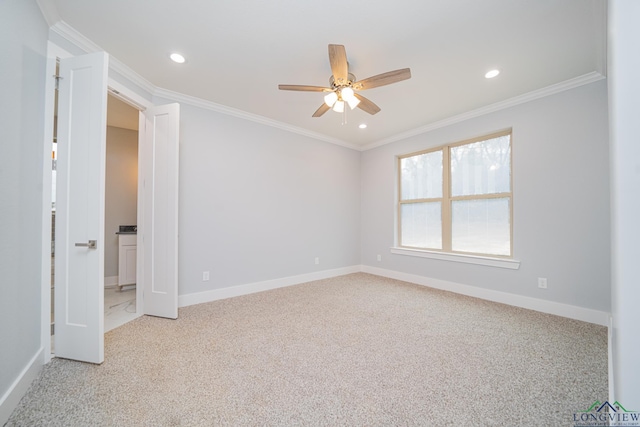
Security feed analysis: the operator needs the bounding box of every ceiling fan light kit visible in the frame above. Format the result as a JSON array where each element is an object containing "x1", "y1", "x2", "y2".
[
  {"x1": 324, "y1": 91, "x2": 338, "y2": 107},
  {"x1": 279, "y1": 44, "x2": 411, "y2": 119}
]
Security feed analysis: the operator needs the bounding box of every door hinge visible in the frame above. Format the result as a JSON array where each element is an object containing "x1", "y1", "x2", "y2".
[
  {"x1": 51, "y1": 323, "x2": 55, "y2": 335},
  {"x1": 53, "y1": 74, "x2": 62, "y2": 90}
]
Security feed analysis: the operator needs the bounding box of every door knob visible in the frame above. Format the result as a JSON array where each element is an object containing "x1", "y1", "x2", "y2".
[{"x1": 75, "y1": 240, "x2": 97, "y2": 249}]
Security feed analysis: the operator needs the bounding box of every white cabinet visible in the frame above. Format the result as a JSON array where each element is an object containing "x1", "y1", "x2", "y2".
[{"x1": 118, "y1": 234, "x2": 137, "y2": 289}]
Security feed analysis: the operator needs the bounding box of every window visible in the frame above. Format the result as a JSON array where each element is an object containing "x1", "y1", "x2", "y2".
[{"x1": 398, "y1": 130, "x2": 512, "y2": 257}]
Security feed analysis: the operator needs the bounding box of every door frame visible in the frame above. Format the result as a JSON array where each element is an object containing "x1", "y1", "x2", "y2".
[{"x1": 40, "y1": 42, "x2": 153, "y2": 364}]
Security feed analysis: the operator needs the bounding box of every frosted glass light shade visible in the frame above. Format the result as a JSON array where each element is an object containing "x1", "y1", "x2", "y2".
[
  {"x1": 346, "y1": 96, "x2": 360, "y2": 110},
  {"x1": 340, "y1": 87, "x2": 360, "y2": 109},
  {"x1": 332, "y1": 100, "x2": 345, "y2": 112},
  {"x1": 324, "y1": 92, "x2": 338, "y2": 107},
  {"x1": 341, "y1": 87, "x2": 355, "y2": 100}
]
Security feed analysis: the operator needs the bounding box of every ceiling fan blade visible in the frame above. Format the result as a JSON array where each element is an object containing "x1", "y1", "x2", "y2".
[
  {"x1": 328, "y1": 44, "x2": 349, "y2": 84},
  {"x1": 312, "y1": 103, "x2": 331, "y2": 117},
  {"x1": 354, "y1": 93, "x2": 381, "y2": 115},
  {"x1": 278, "y1": 85, "x2": 331, "y2": 92},
  {"x1": 353, "y1": 68, "x2": 411, "y2": 90}
]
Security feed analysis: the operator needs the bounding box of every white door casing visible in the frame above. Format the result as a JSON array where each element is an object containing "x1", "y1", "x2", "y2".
[
  {"x1": 139, "y1": 103, "x2": 180, "y2": 319},
  {"x1": 54, "y1": 51, "x2": 108, "y2": 364}
]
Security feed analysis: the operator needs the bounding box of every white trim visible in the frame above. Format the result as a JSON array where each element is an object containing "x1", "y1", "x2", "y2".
[
  {"x1": 361, "y1": 71, "x2": 606, "y2": 151},
  {"x1": 48, "y1": 21, "x2": 606, "y2": 153},
  {"x1": 108, "y1": 56, "x2": 157, "y2": 98},
  {"x1": 154, "y1": 87, "x2": 359, "y2": 151},
  {"x1": 50, "y1": 21, "x2": 102, "y2": 55},
  {"x1": 390, "y1": 247, "x2": 520, "y2": 270},
  {"x1": 40, "y1": 41, "x2": 72, "y2": 367},
  {"x1": 361, "y1": 265, "x2": 610, "y2": 326},
  {"x1": 49, "y1": 20, "x2": 358, "y2": 151},
  {"x1": 51, "y1": 22, "x2": 156, "y2": 98},
  {"x1": 179, "y1": 264, "x2": 609, "y2": 326},
  {"x1": 40, "y1": 51, "x2": 55, "y2": 368},
  {"x1": 108, "y1": 78, "x2": 151, "y2": 112},
  {"x1": 136, "y1": 111, "x2": 145, "y2": 317},
  {"x1": 0, "y1": 348, "x2": 43, "y2": 426},
  {"x1": 608, "y1": 315, "x2": 614, "y2": 402},
  {"x1": 179, "y1": 265, "x2": 361, "y2": 307}
]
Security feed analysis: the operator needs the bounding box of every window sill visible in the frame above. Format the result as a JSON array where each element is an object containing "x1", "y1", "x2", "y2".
[{"x1": 390, "y1": 247, "x2": 520, "y2": 270}]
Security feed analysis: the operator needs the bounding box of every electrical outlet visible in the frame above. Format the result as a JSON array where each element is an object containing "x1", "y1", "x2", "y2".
[
  {"x1": 315, "y1": 257, "x2": 319, "y2": 265},
  {"x1": 203, "y1": 271, "x2": 210, "y2": 281},
  {"x1": 538, "y1": 277, "x2": 547, "y2": 289},
  {"x1": 377, "y1": 254, "x2": 382, "y2": 262}
]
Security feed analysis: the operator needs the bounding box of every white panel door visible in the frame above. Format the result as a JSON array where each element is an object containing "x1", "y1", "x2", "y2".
[
  {"x1": 140, "y1": 103, "x2": 180, "y2": 319},
  {"x1": 55, "y1": 52, "x2": 108, "y2": 364}
]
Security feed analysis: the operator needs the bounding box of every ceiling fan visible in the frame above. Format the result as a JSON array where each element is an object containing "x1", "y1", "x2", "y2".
[{"x1": 278, "y1": 44, "x2": 411, "y2": 117}]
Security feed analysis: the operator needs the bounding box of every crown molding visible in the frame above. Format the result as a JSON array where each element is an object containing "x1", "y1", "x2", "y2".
[
  {"x1": 47, "y1": 20, "x2": 605, "y2": 153},
  {"x1": 109, "y1": 56, "x2": 157, "y2": 97},
  {"x1": 154, "y1": 87, "x2": 359, "y2": 150},
  {"x1": 50, "y1": 20, "x2": 103, "y2": 54},
  {"x1": 49, "y1": 21, "x2": 357, "y2": 150},
  {"x1": 361, "y1": 71, "x2": 606, "y2": 151},
  {"x1": 51, "y1": 21, "x2": 156, "y2": 98}
]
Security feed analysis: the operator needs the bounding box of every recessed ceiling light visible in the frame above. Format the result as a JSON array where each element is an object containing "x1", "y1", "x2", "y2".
[
  {"x1": 485, "y1": 69, "x2": 500, "y2": 79},
  {"x1": 170, "y1": 53, "x2": 186, "y2": 64},
  {"x1": 359, "y1": 124, "x2": 367, "y2": 129}
]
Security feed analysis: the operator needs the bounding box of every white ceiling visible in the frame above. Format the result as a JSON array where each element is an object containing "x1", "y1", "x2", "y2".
[{"x1": 46, "y1": 0, "x2": 606, "y2": 149}]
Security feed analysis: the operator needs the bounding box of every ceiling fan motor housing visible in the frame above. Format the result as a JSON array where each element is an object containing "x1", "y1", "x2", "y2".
[{"x1": 330, "y1": 73, "x2": 357, "y2": 90}]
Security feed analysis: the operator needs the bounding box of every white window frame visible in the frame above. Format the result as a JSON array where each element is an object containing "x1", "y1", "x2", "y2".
[{"x1": 396, "y1": 129, "x2": 517, "y2": 267}]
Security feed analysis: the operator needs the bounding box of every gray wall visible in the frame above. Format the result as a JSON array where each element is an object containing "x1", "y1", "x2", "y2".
[
  {"x1": 104, "y1": 126, "x2": 138, "y2": 279},
  {"x1": 168, "y1": 102, "x2": 361, "y2": 295},
  {"x1": 0, "y1": 0, "x2": 48, "y2": 409},
  {"x1": 361, "y1": 80, "x2": 610, "y2": 313},
  {"x1": 0, "y1": 4, "x2": 620, "y2": 415}
]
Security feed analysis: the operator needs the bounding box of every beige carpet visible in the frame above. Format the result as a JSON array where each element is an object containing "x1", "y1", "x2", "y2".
[{"x1": 7, "y1": 273, "x2": 607, "y2": 426}]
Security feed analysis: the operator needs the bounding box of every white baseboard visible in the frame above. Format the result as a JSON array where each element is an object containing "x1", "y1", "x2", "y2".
[
  {"x1": 361, "y1": 265, "x2": 611, "y2": 326},
  {"x1": 608, "y1": 315, "x2": 614, "y2": 402},
  {"x1": 179, "y1": 265, "x2": 361, "y2": 308},
  {"x1": 179, "y1": 264, "x2": 610, "y2": 326},
  {"x1": 0, "y1": 348, "x2": 43, "y2": 425},
  {"x1": 104, "y1": 276, "x2": 118, "y2": 287}
]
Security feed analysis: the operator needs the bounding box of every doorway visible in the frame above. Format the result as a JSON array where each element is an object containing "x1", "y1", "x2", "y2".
[
  {"x1": 44, "y1": 48, "x2": 180, "y2": 364},
  {"x1": 50, "y1": 90, "x2": 142, "y2": 352},
  {"x1": 103, "y1": 93, "x2": 140, "y2": 332}
]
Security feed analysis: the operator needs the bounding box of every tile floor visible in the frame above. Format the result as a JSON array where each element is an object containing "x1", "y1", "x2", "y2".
[{"x1": 105, "y1": 285, "x2": 140, "y2": 332}]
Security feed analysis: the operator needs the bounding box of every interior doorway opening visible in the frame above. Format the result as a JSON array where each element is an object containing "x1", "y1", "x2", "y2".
[
  {"x1": 50, "y1": 83, "x2": 143, "y2": 355},
  {"x1": 45, "y1": 48, "x2": 180, "y2": 364},
  {"x1": 103, "y1": 93, "x2": 140, "y2": 332}
]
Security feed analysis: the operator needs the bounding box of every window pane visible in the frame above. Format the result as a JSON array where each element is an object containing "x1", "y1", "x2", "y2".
[
  {"x1": 452, "y1": 198, "x2": 510, "y2": 256},
  {"x1": 450, "y1": 135, "x2": 510, "y2": 197},
  {"x1": 400, "y1": 151, "x2": 443, "y2": 200},
  {"x1": 401, "y1": 202, "x2": 442, "y2": 249}
]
